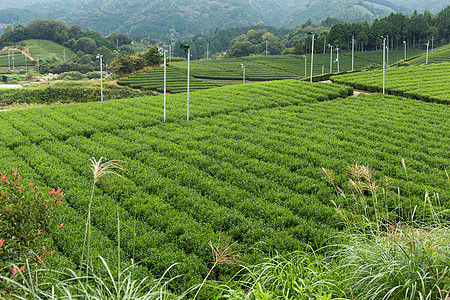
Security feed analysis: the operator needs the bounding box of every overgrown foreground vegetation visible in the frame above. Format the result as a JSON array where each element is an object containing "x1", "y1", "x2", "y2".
[{"x1": 0, "y1": 76, "x2": 449, "y2": 298}]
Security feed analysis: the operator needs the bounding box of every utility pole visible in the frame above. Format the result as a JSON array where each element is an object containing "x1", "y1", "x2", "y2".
[
  {"x1": 431, "y1": 36, "x2": 434, "y2": 53},
  {"x1": 158, "y1": 47, "x2": 167, "y2": 122},
  {"x1": 382, "y1": 36, "x2": 386, "y2": 94},
  {"x1": 241, "y1": 64, "x2": 245, "y2": 83},
  {"x1": 386, "y1": 35, "x2": 389, "y2": 68},
  {"x1": 335, "y1": 47, "x2": 340, "y2": 73},
  {"x1": 302, "y1": 55, "x2": 307, "y2": 78},
  {"x1": 180, "y1": 44, "x2": 191, "y2": 120},
  {"x1": 323, "y1": 37, "x2": 326, "y2": 54},
  {"x1": 96, "y1": 54, "x2": 103, "y2": 102},
  {"x1": 351, "y1": 35, "x2": 355, "y2": 71},
  {"x1": 328, "y1": 44, "x2": 333, "y2": 73},
  {"x1": 426, "y1": 40, "x2": 429, "y2": 64},
  {"x1": 310, "y1": 33, "x2": 315, "y2": 82},
  {"x1": 403, "y1": 41, "x2": 406, "y2": 61}
]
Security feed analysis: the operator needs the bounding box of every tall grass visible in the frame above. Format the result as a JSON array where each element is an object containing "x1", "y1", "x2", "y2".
[
  {"x1": 2, "y1": 158, "x2": 449, "y2": 299},
  {"x1": 0, "y1": 257, "x2": 182, "y2": 299}
]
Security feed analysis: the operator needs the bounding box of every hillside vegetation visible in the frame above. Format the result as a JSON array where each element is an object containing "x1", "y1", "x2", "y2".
[{"x1": 1, "y1": 0, "x2": 449, "y2": 41}]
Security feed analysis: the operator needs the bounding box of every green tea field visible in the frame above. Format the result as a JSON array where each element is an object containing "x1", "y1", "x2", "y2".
[
  {"x1": 1, "y1": 49, "x2": 449, "y2": 298},
  {"x1": 120, "y1": 48, "x2": 427, "y2": 93}
]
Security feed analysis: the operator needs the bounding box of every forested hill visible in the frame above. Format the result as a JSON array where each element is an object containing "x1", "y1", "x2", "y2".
[{"x1": 0, "y1": 0, "x2": 448, "y2": 40}]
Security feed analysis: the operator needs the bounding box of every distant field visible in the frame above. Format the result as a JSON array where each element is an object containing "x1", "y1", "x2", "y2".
[
  {"x1": 408, "y1": 44, "x2": 450, "y2": 65},
  {"x1": 117, "y1": 66, "x2": 234, "y2": 93},
  {"x1": 23, "y1": 39, "x2": 74, "y2": 62},
  {"x1": 174, "y1": 49, "x2": 426, "y2": 80},
  {"x1": 331, "y1": 62, "x2": 450, "y2": 103},
  {"x1": 124, "y1": 48, "x2": 427, "y2": 93}
]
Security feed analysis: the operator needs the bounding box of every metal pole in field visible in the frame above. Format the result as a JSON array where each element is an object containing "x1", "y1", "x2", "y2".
[
  {"x1": 310, "y1": 33, "x2": 315, "y2": 82},
  {"x1": 302, "y1": 55, "x2": 306, "y2": 78},
  {"x1": 431, "y1": 36, "x2": 434, "y2": 53},
  {"x1": 96, "y1": 54, "x2": 103, "y2": 101},
  {"x1": 187, "y1": 47, "x2": 190, "y2": 120},
  {"x1": 382, "y1": 37, "x2": 386, "y2": 94},
  {"x1": 322, "y1": 65, "x2": 324, "y2": 74},
  {"x1": 164, "y1": 50, "x2": 166, "y2": 122},
  {"x1": 426, "y1": 40, "x2": 429, "y2": 64},
  {"x1": 351, "y1": 35, "x2": 355, "y2": 71},
  {"x1": 159, "y1": 47, "x2": 167, "y2": 121},
  {"x1": 328, "y1": 44, "x2": 333, "y2": 73},
  {"x1": 168, "y1": 45, "x2": 171, "y2": 65},
  {"x1": 386, "y1": 35, "x2": 389, "y2": 68},
  {"x1": 180, "y1": 44, "x2": 191, "y2": 120},
  {"x1": 403, "y1": 41, "x2": 406, "y2": 61},
  {"x1": 241, "y1": 64, "x2": 245, "y2": 83},
  {"x1": 336, "y1": 47, "x2": 340, "y2": 73}
]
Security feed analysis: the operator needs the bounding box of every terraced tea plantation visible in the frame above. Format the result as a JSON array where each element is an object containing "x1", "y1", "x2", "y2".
[
  {"x1": 331, "y1": 62, "x2": 450, "y2": 103},
  {"x1": 1, "y1": 73, "x2": 449, "y2": 292},
  {"x1": 119, "y1": 48, "x2": 428, "y2": 94},
  {"x1": 117, "y1": 66, "x2": 232, "y2": 93},
  {"x1": 0, "y1": 51, "x2": 29, "y2": 68}
]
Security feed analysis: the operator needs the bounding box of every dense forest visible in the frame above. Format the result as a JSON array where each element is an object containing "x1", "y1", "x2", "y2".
[
  {"x1": 174, "y1": 7, "x2": 449, "y2": 59},
  {"x1": 0, "y1": 0, "x2": 448, "y2": 41},
  {"x1": 0, "y1": 6, "x2": 447, "y2": 74}
]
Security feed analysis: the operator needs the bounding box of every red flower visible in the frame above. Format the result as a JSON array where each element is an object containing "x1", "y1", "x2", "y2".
[
  {"x1": 12, "y1": 169, "x2": 17, "y2": 176},
  {"x1": 18, "y1": 175, "x2": 22, "y2": 180},
  {"x1": 12, "y1": 266, "x2": 24, "y2": 276},
  {"x1": 56, "y1": 224, "x2": 64, "y2": 229},
  {"x1": 1, "y1": 174, "x2": 9, "y2": 184},
  {"x1": 42, "y1": 246, "x2": 46, "y2": 252},
  {"x1": 49, "y1": 187, "x2": 64, "y2": 199},
  {"x1": 0, "y1": 191, "x2": 6, "y2": 196},
  {"x1": 50, "y1": 250, "x2": 55, "y2": 255},
  {"x1": 29, "y1": 182, "x2": 35, "y2": 187},
  {"x1": 37, "y1": 230, "x2": 41, "y2": 236},
  {"x1": 0, "y1": 240, "x2": 4, "y2": 248}
]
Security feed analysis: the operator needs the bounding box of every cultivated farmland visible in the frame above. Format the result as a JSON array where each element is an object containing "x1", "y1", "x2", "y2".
[
  {"x1": 1, "y1": 72, "x2": 449, "y2": 294},
  {"x1": 331, "y1": 62, "x2": 450, "y2": 103}
]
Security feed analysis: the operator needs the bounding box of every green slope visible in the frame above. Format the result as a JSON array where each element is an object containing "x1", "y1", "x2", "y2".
[{"x1": 23, "y1": 39, "x2": 74, "y2": 62}]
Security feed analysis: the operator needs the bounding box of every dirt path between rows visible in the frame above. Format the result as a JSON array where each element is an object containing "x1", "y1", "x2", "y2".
[
  {"x1": 1, "y1": 46, "x2": 34, "y2": 61},
  {"x1": 321, "y1": 80, "x2": 371, "y2": 97}
]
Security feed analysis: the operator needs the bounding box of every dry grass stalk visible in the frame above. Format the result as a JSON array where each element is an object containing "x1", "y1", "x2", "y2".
[
  {"x1": 89, "y1": 157, "x2": 127, "y2": 184},
  {"x1": 193, "y1": 235, "x2": 244, "y2": 299},
  {"x1": 82, "y1": 157, "x2": 127, "y2": 278},
  {"x1": 209, "y1": 235, "x2": 244, "y2": 268}
]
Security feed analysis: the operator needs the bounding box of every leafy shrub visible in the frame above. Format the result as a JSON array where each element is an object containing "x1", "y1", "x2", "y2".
[
  {"x1": 58, "y1": 71, "x2": 85, "y2": 80},
  {"x1": 85, "y1": 71, "x2": 107, "y2": 79},
  {"x1": 0, "y1": 169, "x2": 64, "y2": 292}
]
